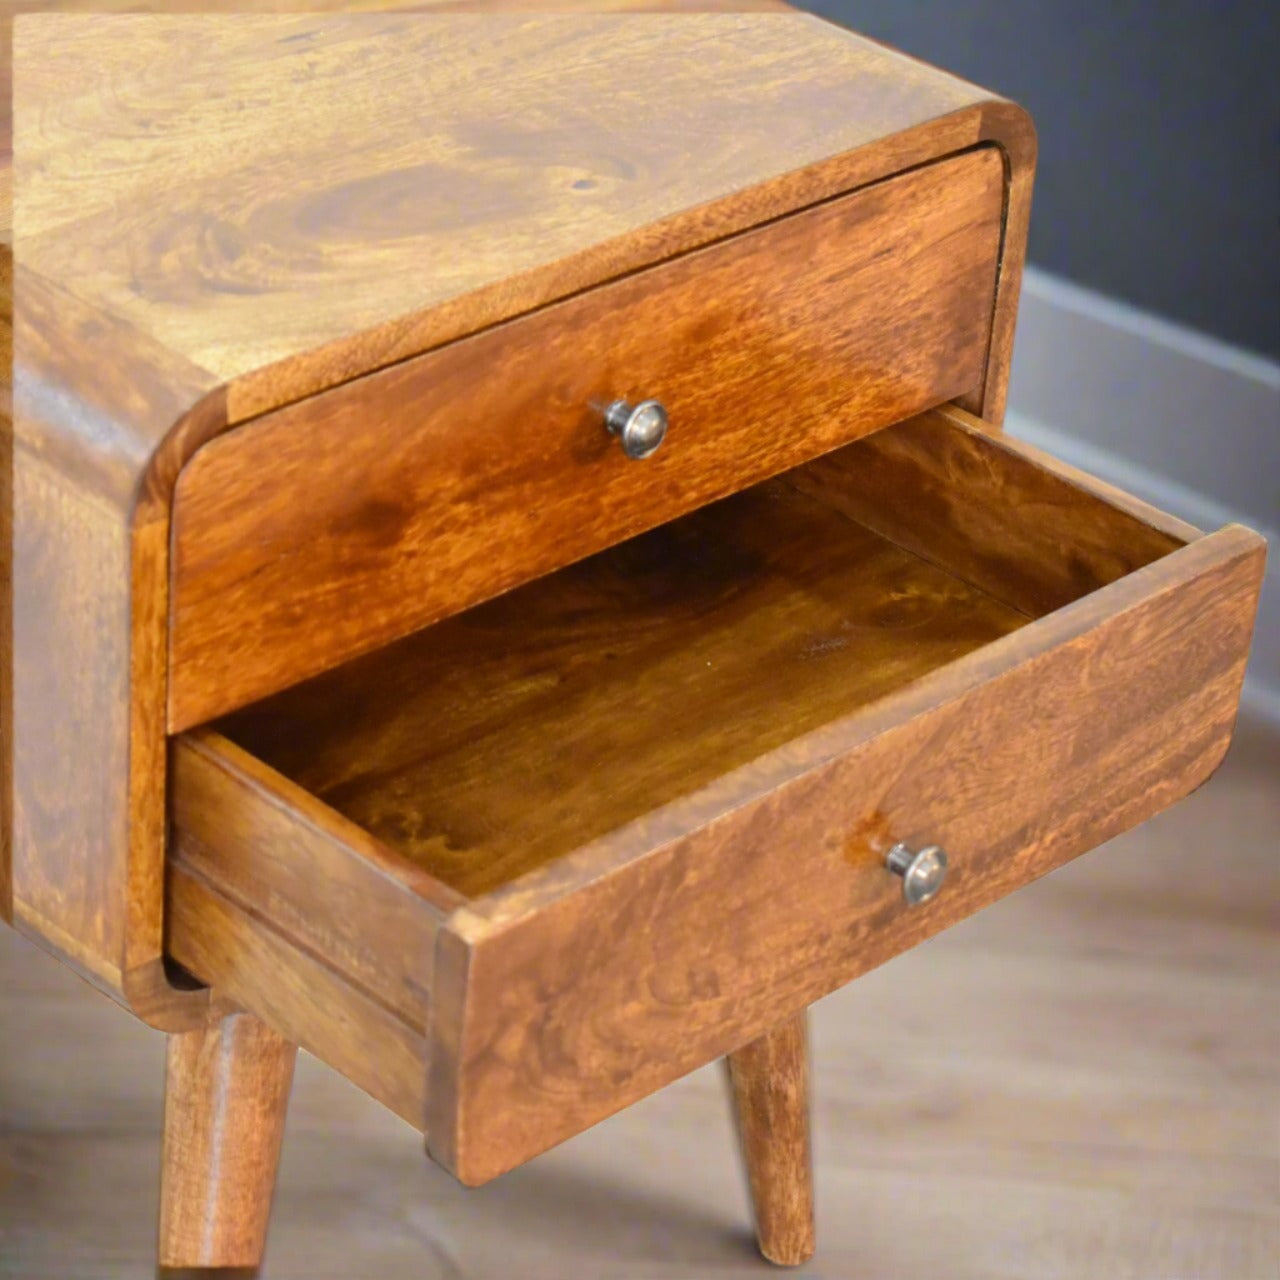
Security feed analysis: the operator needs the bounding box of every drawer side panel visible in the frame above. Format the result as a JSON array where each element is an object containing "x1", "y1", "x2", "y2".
[
  {"x1": 167, "y1": 865, "x2": 429, "y2": 1128},
  {"x1": 171, "y1": 730, "x2": 458, "y2": 1031}
]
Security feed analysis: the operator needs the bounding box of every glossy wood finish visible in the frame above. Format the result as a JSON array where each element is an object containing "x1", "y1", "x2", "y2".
[
  {"x1": 212, "y1": 453, "x2": 1028, "y2": 897},
  {"x1": 727, "y1": 1014, "x2": 815, "y2": 1267},
  {"x1": 431, "y1": 525, "x2": 1263, "y2": 1184},
  {"x1": 167, "y1": 413, "x2": 1265, "y2": 1184},
  {"x1": 158, "y1": 1010, "x2": 296, "y2": 1273},
  {"x1": 790, "y1": 403, "x2": 1198, "y2": 616},
  {"x1": 15, "y1": 11, "x2": 1030, "y2": 424},
  {"x1": 1, "y1": 2, "x2": 796, "y2": 243},
  {"x1": 202, "y1": 406, "x2": 1200, "y2": 899},
  {"x1": 169, "y1": 150, "x2": 1005, "y2": 727},
  {"x1": 9, "y1": 12, "x2": 1034, "y2": 1024},
  {"x1": 0, "y1": 1, "x2": 786, "y2": 943}
]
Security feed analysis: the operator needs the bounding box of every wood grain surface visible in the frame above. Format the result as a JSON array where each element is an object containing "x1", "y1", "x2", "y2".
[
  {"x1": 8, "y1": 268, "x2": 222, "y2": 1027},
  {"x1": 7, "y1": 711, "x2": 1278, "y2": 1278},
  {"x1": 166, "y1": 865, "x2": 430, "y2": 1128},
  {"x1": 974, "y1": 100, "x2": 1035, "y2": 423},
  {"x1": 1, "y1": 239, "x2": 11, "y2": 922},
  {"x1": 13, "y1": 10, "x2": 1030, "y2": 423},
  {"x1": 0, "y1": 1, "x2": 795, "y2": 242},
  {"x1": 6, "y1": 4, "x2": 803, "y2": 244},
  {"x1": 165, "y1": 413, "x2": 1263, "y2": 1184},
  {"x1": 429, "y1": 527, "x2": 1264, "y2": 1183},
  {"x1": 158, "y1": 1009, "x2": 297, "y2": 1271},
  {"x1": 788, "y1": 404, "x2": 1195, "y2": 618},
  {"x1": 214, "y1": 460, "x2": 1027, "y2": 897},
  {"x1": 172, "y1": 729, "x2": 460, "y2": 1030},
  {"x1": 727, "y1": 1014, "x2": 815, "y2": 1267},
  {"x1": 8, "y1": 7, "x2": 1033, "y2": 1024},
  {"x1": 169, "y1": 149, "x2": 1005, "y2": 728},
  {"x1": 202, "y1": 408, "x2": 1208, "y2": 899}
]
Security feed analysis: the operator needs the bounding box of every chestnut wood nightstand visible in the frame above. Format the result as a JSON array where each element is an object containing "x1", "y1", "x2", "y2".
[{"x1": 3, "y1": 9, "x2": 1264, "y2": 1273}]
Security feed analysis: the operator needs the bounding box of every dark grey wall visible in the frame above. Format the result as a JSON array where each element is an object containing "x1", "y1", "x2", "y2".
[{"x1": 801, "y1": 1, "x2": 1280, "y2": 358}]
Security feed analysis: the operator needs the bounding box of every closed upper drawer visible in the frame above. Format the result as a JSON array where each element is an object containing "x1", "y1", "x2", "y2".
[
  {"x1": 167, "y1": 148, "x2": 1006, "y2": 730},
  {"x1": 165, "y1": 406, "x2": 1265, "y2": 1185}
]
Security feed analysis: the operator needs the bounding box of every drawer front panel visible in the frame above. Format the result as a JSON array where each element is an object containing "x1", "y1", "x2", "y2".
[
  {"x1": 428, "y1": 528, "x2": 1264, "y2": 1184},
  {"x1": 168, "y1": 148, "x2": 1005, "y2": 729}
]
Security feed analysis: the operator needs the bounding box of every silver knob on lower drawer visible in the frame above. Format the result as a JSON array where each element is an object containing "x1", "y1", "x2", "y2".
[
  {"x1": 605, "y1": 398, "x2": 668, "y2": 460},
  {"x1": 885, "y1": 842, "x2": 948, "y2": 905}
]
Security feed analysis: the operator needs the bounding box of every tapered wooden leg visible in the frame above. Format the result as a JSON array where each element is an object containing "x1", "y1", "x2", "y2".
[
  {"x1": 727, "y1": 1012, "x2": 815, "y2": 1267},
  {"x1": 157, "y1": 1010, "x2": 297, "y2": 1277}
]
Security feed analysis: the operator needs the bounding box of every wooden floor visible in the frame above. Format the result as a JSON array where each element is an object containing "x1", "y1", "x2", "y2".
[{"x1": 2, "y1": 710, "x2": 1276, "y2": 1279}]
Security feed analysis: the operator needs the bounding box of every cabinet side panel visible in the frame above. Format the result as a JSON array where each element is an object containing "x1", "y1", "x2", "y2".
[
  {"x1": 11, "y1": 448, "x2": 129, "y2": 987},
  {"x1": 1, "y1": 242, "x2": 11, "y2": 921},
  {"x1": 8, "y1": 240, "x2": 221, "y2": 1019}
]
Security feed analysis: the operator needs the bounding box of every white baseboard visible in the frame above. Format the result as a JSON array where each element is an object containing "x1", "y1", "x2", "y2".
[{"x1": 1005, "y1": 268, "x2": 1279, "y2": 725}]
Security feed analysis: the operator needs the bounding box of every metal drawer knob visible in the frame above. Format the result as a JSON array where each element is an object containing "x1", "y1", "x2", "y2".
[
  {"x1": 885, "y1": 842, "x2": 947, "y2": 905},
  {"x1": 605, "y1": 398, "x2": 668, "y2": 460}
]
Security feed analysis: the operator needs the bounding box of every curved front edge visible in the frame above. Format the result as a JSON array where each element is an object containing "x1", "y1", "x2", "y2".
[
  {"x1": 973, "y1": 97, "x2": 1039, "y2": 425},
  {"x1": 10, "y1": 262, "x2": 228, "y2": 1030}
]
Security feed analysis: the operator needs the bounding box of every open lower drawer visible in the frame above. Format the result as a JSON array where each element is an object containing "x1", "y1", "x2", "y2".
[{"x1": 166, "y1": 405, "x2": 1264, "y2": 1186}]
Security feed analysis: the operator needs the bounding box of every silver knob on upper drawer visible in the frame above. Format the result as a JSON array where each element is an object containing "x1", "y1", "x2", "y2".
[
  {"x1": 885, "y1": 842, "x2": 948, "y2": 905},
  {"x1": 604, "y1": 398, "x2": 668, "y2": 460}
]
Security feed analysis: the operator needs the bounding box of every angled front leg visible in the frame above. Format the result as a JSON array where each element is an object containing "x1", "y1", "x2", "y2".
[
  {"x1": 158, "y1": 1009, "x2": 297, "y2": 1276},
  {"x1": 727, "y1": 1011, "x2": 815, "y2": 1267}
]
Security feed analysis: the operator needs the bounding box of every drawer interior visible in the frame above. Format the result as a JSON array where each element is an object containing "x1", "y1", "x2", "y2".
[
  {"x1": 205, "y1": 407, "x2": 1189, "y2": 901},
  {"x1": 169, "y1": 404, "x2": 1262, "y2": 1165},
  {"x1": 168, "y1": 403, "x2": 1262, "y2": 1153}
]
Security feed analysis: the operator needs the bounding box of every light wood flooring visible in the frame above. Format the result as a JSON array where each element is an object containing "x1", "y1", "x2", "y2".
[{"x1": 2, "y1": 710, "x2": 1276, "y2": 1279}]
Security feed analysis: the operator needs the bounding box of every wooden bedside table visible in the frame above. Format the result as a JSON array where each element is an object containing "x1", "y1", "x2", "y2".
[{"x1": 3, "y1": 10, "x2": 1265, "y2": 1275}]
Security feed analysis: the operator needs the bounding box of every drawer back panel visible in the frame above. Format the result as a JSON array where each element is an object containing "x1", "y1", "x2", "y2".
[{"x1": 168, "y1": 148, "x2": 1005, "y2": 730}]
